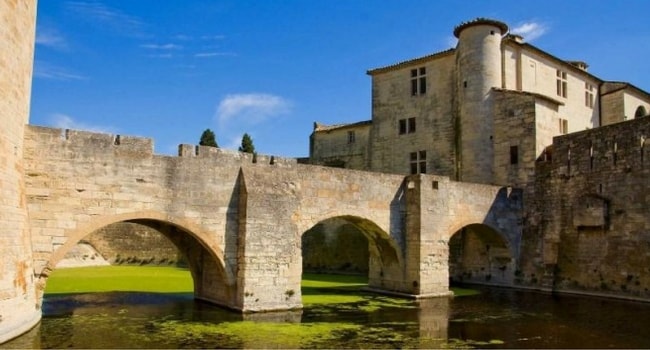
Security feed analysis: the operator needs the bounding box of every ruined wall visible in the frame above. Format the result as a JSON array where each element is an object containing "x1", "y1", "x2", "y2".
[
  {"x1": 0, "y1": 0, "x2": 39, "y2": 344},
  {"x1": 532, "y1": 116, "x2": 650, "y2": 296}
]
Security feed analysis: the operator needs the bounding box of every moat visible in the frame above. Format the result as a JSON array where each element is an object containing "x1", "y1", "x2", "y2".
[{"x1": 4, "y1": 285, "x2": 650, "y2": 348}]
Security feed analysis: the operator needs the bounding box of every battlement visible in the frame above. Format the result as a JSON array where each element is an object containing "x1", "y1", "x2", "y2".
[
  {"x1": 26, "y1": 125, "x2": 154, "y2": 158},
  {"x1": 548, "y1": 117, "x2": 649, "y2": 176},
  {"x1": 25, "y1": 125, "x2": 298, "y2": 167},
  {"x1": 177, "y1": 144, "x2": 297, "y2": 166}
]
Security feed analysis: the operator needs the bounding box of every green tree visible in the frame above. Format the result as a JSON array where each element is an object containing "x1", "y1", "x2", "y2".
[
  {"x1": 239, "y1": 133, "x2": 255, "y2": 154},
  {"x1": 199, "y1": 128, "x2": 218, "y2": 147}
]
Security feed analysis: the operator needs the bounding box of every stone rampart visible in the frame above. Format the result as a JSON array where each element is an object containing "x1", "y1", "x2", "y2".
[
  {"x1": 13, "y1": 123, "x2": 523, "y2": 338},
  {"x1": 533, "y1": 116, "x2": 650, "y2": 296}
]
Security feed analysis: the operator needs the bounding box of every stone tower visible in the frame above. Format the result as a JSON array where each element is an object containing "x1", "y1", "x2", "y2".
[
  {"x1": 454, "y1": 18, "x2": 508, "y2": 184},
  {"x1": 0, "y1": 0, "x2": 39, "y2": 343}
]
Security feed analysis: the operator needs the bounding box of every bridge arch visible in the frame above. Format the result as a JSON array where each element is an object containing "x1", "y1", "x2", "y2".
[
  {"x1": 448, "y1": 223, "x2": 515, "y2": 285},
  {"x1": 35, "y1": 210, "x2": 237, "y2": 309},
  {"x1": 300, "y1": 215, "x2": 405, "y2": 292}
]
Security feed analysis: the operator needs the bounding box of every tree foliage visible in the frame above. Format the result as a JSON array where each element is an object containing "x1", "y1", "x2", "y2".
[
  {"x1": 199, "y1": 128, "x2": 218, "y2": 148},
  {"x1": 239, "y1": 133, "x2": 255, "y2": 154}
]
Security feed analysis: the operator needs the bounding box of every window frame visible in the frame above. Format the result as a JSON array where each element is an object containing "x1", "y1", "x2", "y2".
[
  {"x1": 410, "y1": 67, "x2": 426, "y2": 96},
  {"x1": 347, "y1": 130, "x2": 356, "y2": 144},
  {"x1": 556, "y1": 70, "x2": 567, "y2": 98},
  {"x1": 585, "y1": 82, "x2": 594, "y2": 108},
  {"x1": 398, "y1": 117, "x2": 416, "y2": 135},
  {"x1": 409, "y1": 150, "x2": 427, "y2": 174}
]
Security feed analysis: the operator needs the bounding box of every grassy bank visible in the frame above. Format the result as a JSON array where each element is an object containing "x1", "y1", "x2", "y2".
[
  {"x1": 45, "y1": 266, "x2": 478, "y2": 298},
  {"x1": 44, "y1": 265, "x2": 193, "y2": 294}
]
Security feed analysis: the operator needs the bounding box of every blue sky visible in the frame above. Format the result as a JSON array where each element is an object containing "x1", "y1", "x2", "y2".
[{"x1": 31, "y1": 1, "x2": 650, "y2": 157}]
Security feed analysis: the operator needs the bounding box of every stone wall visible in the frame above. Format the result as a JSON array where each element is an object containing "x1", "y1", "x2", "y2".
[
  {"x1": 0, "y1": 0, "x2": 40, "y2": 344},
  {"x1": 367, "y1": 51, "x2": 457, "y2": 177},
  {"x1": 23, "y1": 126, "x2": 265, "y2": 309},
  {"x1": 531, "y1": 116, "x2": 650, "y2": 296},
  {"x1": 310, "y1": 122, "x2": 370, "y2": 170},
  {"x1": 83, "y1": 222, "x2": 185, "y2": 266},
  {"x1": 302, "y1": 218, "x2": 369, "y2": 274}
]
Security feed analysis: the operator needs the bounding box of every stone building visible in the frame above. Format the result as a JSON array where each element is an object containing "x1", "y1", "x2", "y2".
[
  {"x1": 310, "y1": 18, "x2": 650, "y2": 188},
  {"x1": 310, "y1": 18, "x2": 650, "y2": 294},
  {"x1": 1, "y1": 8, "x2": 650, "y2": 343}
]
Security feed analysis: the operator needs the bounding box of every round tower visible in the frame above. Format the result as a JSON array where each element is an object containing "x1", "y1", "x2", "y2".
[
  {"x1": 454, "y1": 18, "x2": 508, "y2": 184},
  {"x1": 0, "y1": 0, "x2": 40, "y2": 343}
]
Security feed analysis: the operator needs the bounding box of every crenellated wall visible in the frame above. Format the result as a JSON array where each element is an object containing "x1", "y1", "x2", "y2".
[
  {"x1": 529, "y1": 116, "x2": 650, "y2": 296},
  {"x1": 15, "y1": 124, "x2": 522, "y2": 316}
]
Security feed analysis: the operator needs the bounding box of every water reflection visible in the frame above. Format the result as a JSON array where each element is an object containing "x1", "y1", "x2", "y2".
[{"x1": 4, "y1": 287, "x2": 650, "y2": 348}]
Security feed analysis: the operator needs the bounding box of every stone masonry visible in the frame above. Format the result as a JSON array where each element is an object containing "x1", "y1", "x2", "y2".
[
  {"x1": 2, "y1": 8, "x2": 649, "y2": 344},
  {"x1": 19, "y1": 125, "x2": 520, "y2": 317},
  {"x1": 0, "y1": 0, "x2": 39, "y2": 344}
]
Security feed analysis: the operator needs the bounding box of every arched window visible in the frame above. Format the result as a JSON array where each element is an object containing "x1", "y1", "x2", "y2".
[{"x1": 635, "y1": 105, "x2": 647, "y2": 118}]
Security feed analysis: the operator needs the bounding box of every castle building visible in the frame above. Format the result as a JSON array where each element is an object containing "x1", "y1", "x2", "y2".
[{"x1": 310, "y1": 18, "x2": 650, "y2": 187}]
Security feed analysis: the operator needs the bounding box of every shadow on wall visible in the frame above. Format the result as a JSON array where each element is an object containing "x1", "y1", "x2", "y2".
[
  {"x1": 69, "y1": 222, "x2": 188, "y2": 267},
  {"x1": 302, "y1": 218, "x2": 369, "y2": 275}
]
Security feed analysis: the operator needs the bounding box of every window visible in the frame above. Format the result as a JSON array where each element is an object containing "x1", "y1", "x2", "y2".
[
  {"x1": 410, "y1": 67, "x2": 426, "y2": 96},
  {"x1": 556, "y1": 70, "x2": 567, "y2": 98},
  {"x1": 559, "y1": 118, "x2": 568, "y2": 134},
  {"x1": 510, "y1": 146, "x2": 519, "y2": 165},
  {"x1": 399, "y1": 117, "x2": 416, "y2": 135},
  {"x1": 635, "y1": 106, "x2": 647, "y2": 118},
  {"x1": 408, "y1": 117, "x2": 416, "y2": 133},
  {"x1": 409, "y1": 150, "x2": 427, "y2": 174},
  {"x1": 347, "y1": 130, "x2": 355, "y2": 144},
  {"x1": 585, "y1": 83, "x2": 594, "y2": 108}
]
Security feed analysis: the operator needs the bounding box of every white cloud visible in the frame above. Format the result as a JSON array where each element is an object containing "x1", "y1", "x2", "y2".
[
  {"x1": 51, "y1": 113, "x2": 116, "y2": 134},
  {"x1": 140, "y1": 43, "x2": 182, "y2": 50},
  {"x1": 34, "y1": 61, "x2": 86, "y2": 81},
  {"x1": 147, "y1": 53, "x2": 174, "y2": 59},
  {"x1": 511, "y1": 21, "x2": 548, "y2": 42},
  {"x1": 36, "y1": 26, "x2": 67, "y2": 50},
  {"x1": 216, "y1": 93, "x2": 292, "y2": 126},
  {"x1": 194, "y1": 52, "x2": 236, "y2": 58},
  {"x1": 201, "y1": 35, "x2": 226, "y2": 41},
  {"x1": 66, "y1": 1, "x2": 146, "y2": 37}
]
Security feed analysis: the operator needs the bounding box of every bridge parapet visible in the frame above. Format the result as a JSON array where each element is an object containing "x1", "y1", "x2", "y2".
[
  {"x1": 26, "y1": 125, "x2": 154, "y2": 159},
  {"x1": 178, "y1": 143, "x2": 297, "y2": 166}
]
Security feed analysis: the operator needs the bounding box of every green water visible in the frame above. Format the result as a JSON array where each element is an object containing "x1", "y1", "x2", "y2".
[{"x1": 3, "y1": 268, "x2": 650, "y2": 348}]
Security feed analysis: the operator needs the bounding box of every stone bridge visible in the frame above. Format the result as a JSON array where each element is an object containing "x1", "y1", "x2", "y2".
[{"x1": 24, "y1": 125, "x2": 522, "y2": 312}]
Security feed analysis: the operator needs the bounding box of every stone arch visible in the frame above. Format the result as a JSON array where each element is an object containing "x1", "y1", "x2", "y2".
[
  {"x1": 36, "y1": 210, "x2": 236, "y2": 309},
  {"x1": 300, "y1": 215, "x2": 405, "y2": 292},
  {"x1": 448, "y1": 223, "x2": 515, "y2": 285},
  {"x1": 635, "y1": 105, "x2": 647, "y2": 119}
]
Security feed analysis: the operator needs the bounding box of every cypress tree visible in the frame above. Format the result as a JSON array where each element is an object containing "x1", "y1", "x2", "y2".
[
  {"x1": 199, "y1": 128, "x2": 218, "y2": 147},
  {"x1": 239, "y1": 133, "x2": 255, "y2": 154}
]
